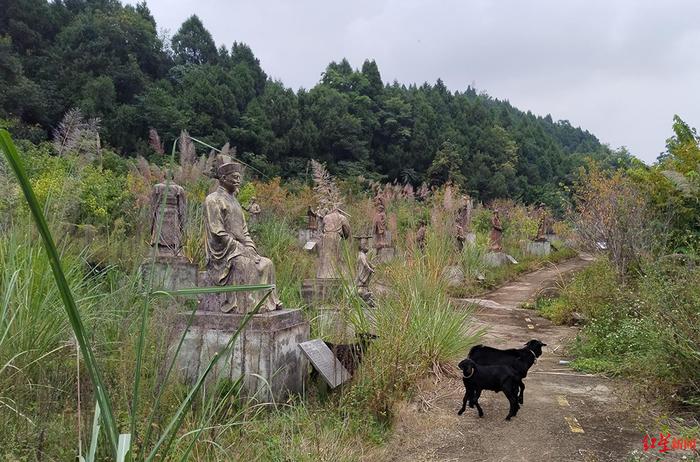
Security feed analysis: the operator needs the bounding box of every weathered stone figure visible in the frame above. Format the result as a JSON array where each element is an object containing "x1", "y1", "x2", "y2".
[
  {"x1": 355, "y1": 237, "x2": 375, "y2": 304},
  {"x1": 246, "y1": 196, "x2": 261, "y2": 223},
  {"x1": 489, "y1": 209, "x2": 504, "y2": 251},
  {"x1": 418, "y1": 183, "x2": 430, "y2": 201},
  {"x1": 455, "y1": 195, "x2": 473, "y2": 250},
  {"x1": 307, "y1": 206, "x2": 319, "y2": 232},
  {"x1": 204, "y1": 159, "x2": 282, "y2": 313},
  {"x1": 317, "y1": 208, "x2": 351, "y2": 279},
  {"x1": 373, "y1": 196, "x2": 389, "y2": 250},
  {"x1": 544, "y1": 208, "x2": 555, "y2": 235},
  {"x1": 534, "y1": 203, "x2": 548, "y2": 242},
  {"x1": 150, "y1": 176, "x2": 187, "y2": 257},
  {"x1": 416, "y1": 219, "x2": 427, "y2": 252}
]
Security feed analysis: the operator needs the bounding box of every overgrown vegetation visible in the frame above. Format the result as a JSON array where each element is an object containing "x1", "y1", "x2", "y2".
[
  {"x1": 537, "y1": 117, "x2": 700, "y2": 412},
  {"x1": 0, "y1": 123, "x2": 581, "y2": 459},
  {"x1": 537, "y1": 258, "x2": 700, "y2": 408}
]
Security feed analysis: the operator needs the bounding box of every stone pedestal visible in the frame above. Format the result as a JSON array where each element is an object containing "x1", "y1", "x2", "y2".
[
  {"x1": 526, "y1": 241, "x2": 551, "y2": 257},
  {"x1": 484, "y1": 252, "x2": 515, "y2": 267},
  {"x1": 140, "y1": 256, "x2": 198, "y2": 291},
  {"x1": 465, "y1": 232, "x2": 477, "y2": 246},
  {"x1": 176, "y1": 309, "x2": 309, "y2": 402},
  {"x1": 376, "y1": 246, "x2": 396, "y2": 264},
  {"x1": 298, "y1": 229, "x2": 316, "y2": 246},
  {"x1": 302, "y1": 278, "x2": 342, "y2": 304},
  {"x1": 442, "y1": 265, "x2": 465, "y2": 288}
]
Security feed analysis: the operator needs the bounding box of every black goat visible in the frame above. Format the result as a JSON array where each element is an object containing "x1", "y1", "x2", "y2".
[
  {"x1": 468, "y1": 339, "x2": 546, "y2": 405},
  {"x1": 457, "y1": 358, "x2": 522, "y2": 420},
  {"x1": 324, "y1": 332, "x2": 377, "y2": 376}
]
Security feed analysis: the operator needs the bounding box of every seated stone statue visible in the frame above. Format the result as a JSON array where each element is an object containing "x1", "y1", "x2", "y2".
[{"x1": 203, "y1": 160, "x2": 282, "y2": 313}]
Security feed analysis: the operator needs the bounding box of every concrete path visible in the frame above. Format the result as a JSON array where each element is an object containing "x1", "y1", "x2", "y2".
[{"x1": 376, "y1": 256, "x2": 650, "y2": 462}]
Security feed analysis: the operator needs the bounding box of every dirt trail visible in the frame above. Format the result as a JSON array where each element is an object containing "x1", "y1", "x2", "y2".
[{"x1": 375, "y1": 255, "x2": 648, "y2": 462}]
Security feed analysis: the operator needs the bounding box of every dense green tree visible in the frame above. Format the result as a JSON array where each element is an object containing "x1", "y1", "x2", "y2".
[
  {"x1": 171, "y1": 15, "x2": 218, "y2": 65},
  {"x1": 427, "y1": 141, "x2": 466, "y2": 187},
  {"x1": 0, "y1": 0, "x2": 622, "y2": 207}
]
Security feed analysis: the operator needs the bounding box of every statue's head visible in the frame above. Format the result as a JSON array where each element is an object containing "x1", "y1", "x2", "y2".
[
  {"x1": 358, "y1": 237, "x2": 370, "y2": 252},
  {"x1": 218, "y1": 161, "x2": 244, "y2": 194}
]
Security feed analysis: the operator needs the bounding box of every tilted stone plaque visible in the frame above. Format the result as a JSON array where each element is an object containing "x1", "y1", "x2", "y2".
[{"x1": 298, "y1": 339, "x2": 350, "y2": 388}]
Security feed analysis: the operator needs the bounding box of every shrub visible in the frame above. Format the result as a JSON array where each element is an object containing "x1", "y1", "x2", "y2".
[
  {"x1": 344, "y1": 250, "x2": 484, "y2": 420},
  {"x1": 546, "y1": 255, "x2": 700, "y2": 407}
]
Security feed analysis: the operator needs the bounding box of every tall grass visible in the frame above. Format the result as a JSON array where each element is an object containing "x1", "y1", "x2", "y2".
[
  {"x1": 344, "y1": 245, "x2": 485, "y2": 420},
  {"x1": 253, "y1": 218, "x2": 314, "y2": 308},
  {"x1": 1, "y1": 129, "x2": 275, "y2": 460}
]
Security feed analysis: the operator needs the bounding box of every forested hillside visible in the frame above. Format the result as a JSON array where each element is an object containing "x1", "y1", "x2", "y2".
[{"x1": 1, "y1": 0, "x2": 629, "y2": 203}]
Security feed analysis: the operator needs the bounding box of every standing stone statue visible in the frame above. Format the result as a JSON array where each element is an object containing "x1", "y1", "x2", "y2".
[
  {"x1": 534, "y1": 203, "x2": 548, "y2": 242},
  {"x1": 416, "y1": 219, "x2": 427, "y2": 252},
  {"x1": 149, "y1": 176, "x2": 187, "y2": 257},
  {"x1": 455, "y1": 195, "x2": 473, "y2": 250},
  {"x1": 373, "y1": 196, "x2": 389, "y2": 250},
  {"x1": 355, "y1": 236, "x2": 375, "y2": 304},
  {"x1": 246, "y1": 196, "x2": 261, "y2": 223},
  {"x1": 317, "y1": 208, "x2": 351, "y2": 279},
  {"x1": 544, "y1": 207, "x2": 555, "y2": 236},
  {"x1": 203, "y1": 159, "x2": 282, "y2": 313},
  {"x1": 417, "y1": 183, "x2": 430, "y2": 201},
  {"x1": 489, "y1": 209, "x2": 504, "y2": 251},
  {"x1": 307, "y1": 206, "x2": 319, "y2": 232}
]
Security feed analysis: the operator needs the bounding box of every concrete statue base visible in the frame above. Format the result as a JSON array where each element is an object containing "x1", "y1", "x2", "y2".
[
  {"x1": 526, "y1": 241, "x2": 551, "y2": 257},
  {"x1": 301, "y1": 278, "x2": 343, "y2": 304},
  {"x1": 484, "y1": 252, "x2": 517, "y2": 267},
  {"x1": 140, "y1": 256, "x2": 198, "y2": 291},
  {"x1": 442, "y1": 265, "x2": 465, "y2": 288},
  {"x1": 376, "y1": 246, "x2": 396, "y2": 264},
  {"x1": 298, "y1": 229, "x2": 317, "y2": 246},
  {"x1": 175, "y1": 309, "x2": 309, "y2": 402},
  {"x1": 464, "y1": 232, "x2": 477, "y2": 246}
]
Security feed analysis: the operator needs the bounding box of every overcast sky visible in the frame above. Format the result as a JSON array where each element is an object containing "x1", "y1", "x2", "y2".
[{"x1": 128, "y1": 0, "x2": 700, "y2": 164}]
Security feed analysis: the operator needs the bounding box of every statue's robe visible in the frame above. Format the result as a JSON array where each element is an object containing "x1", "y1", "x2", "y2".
[
  {"x1": 204, "y1": 186, "x2": 281, "y2": 313},
  {"x1": 373, "y1": 211, "x2": 388, "y2": 249}
]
